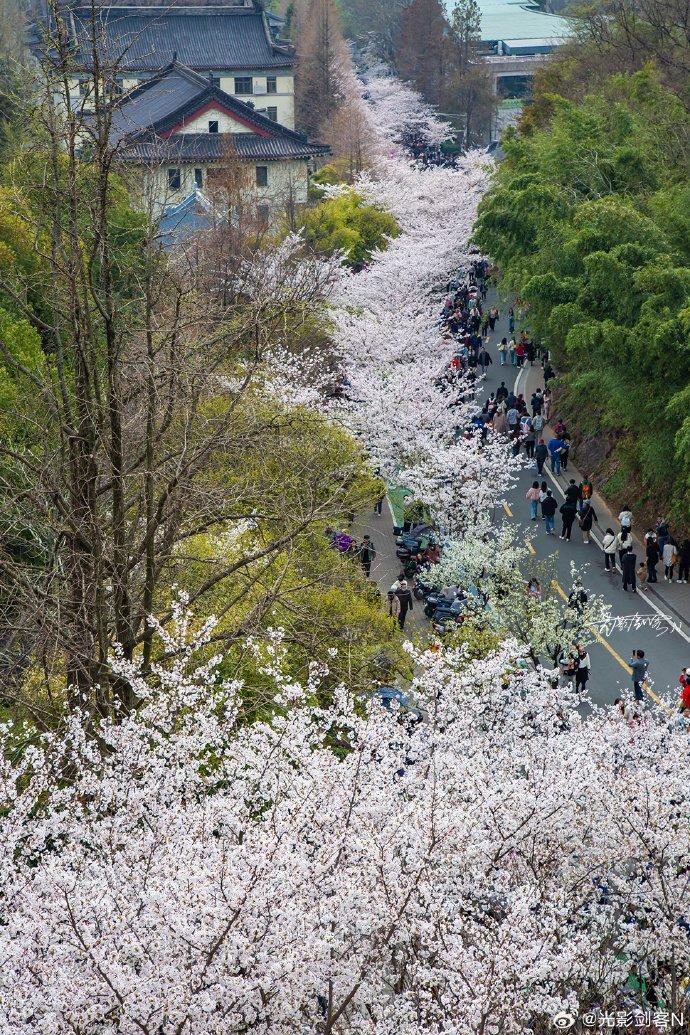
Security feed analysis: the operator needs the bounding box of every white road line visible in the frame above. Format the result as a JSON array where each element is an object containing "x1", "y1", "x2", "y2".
[
  {"x1": 506, "y1": 357, "x2": 690, "y2": 646},
  {"x1": 540, "y1": 458, "x2": 690, "y2": 646}
]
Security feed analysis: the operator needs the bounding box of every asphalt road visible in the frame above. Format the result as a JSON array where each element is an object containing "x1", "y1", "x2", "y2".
[{"x1": 480, "y1": 300, "x2": 690, "y2": 710}]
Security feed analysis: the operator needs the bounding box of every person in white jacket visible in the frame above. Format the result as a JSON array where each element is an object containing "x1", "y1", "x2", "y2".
[
  {"x1": 663, "y1": 539, "x2": 678, "y2": 581},
  {"x1": 618, "y1": 506, "x2": 633, "y2": 531},
  {"x1": 603, "y1": 527, "x2": 617, "y2": 572}
]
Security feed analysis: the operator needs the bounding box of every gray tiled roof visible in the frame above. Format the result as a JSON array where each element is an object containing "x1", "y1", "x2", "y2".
[
  {"x1": 67, "y1": 7, "x2": 293, "y2": 71},
  {"x1": 122, "y1": 132, "x2": 330, "y2": 162},
  {"x1": 110, "y1": 67, "x2": 206, "y2": 143}
]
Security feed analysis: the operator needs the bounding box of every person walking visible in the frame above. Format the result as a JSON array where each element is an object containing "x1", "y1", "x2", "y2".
[
  {"x1": 603, "y1": 528, "x2": 617, "y2": 571},
  {"x1": 677, "y1": 538, "x2": 690, "y2": 583},
  {"x1": 395, "y1": 580, "x2": 414, "y2": 630},
  {"x1": 525, "y1": 481, "x2": 541, "y2": 521},
  {"x1": 488, "y1": 305, "x2": 499, "y2": 331},
  {"x1": 387, "y1": 590, "x2": 401, "y2": 622},
  {"x1": 663, "y1": 538, "x2": 678, "y2": 581},
  {"x1": 559, "y1": 498, "x2": 577, "y2": 541},
  {"x1": 523, "y1": 423, "x2": 536, "y2": 460},
  {"x1": 656, "y1": 518, "x2": 670, "y2": 558},
  {"x1": 618, "y1": 505, "x2": 633, "y2": 533},
  {"x1": 578, "y1": 475, "x2": 594, "y2": 514},
  {"x1": 645, "y1": 534, "x2": 659, "y2": 583},
  {"x1": 509, "y1": 338, "x2": 517, "y2": 366},
  {"x1": 477, "y1": 346, "x2": 493, "y2": 371},
  {"x1": 497, "y1": 337, "x2": 508, "y2": 366},
  {"x1": 542, "y1": 388, "x2": 552, "y2": 421},
  {"x1": 574, "y1": 645, "x2": 591, "y2": 694},
  {"x1": 541, "y1": 490, "x2": 557, "y2": 535},
  {"x1": 548, "y1": 435, "x2": 565, "y2": 475},
  {"x1": 621, "y1": 546, "x2": 638, "y2": 592},
  {"x1": 578, "y1": 500, "x2": 598, "y2": 544},
  {"x1": 535, "y1": 438, "x2": 548, "y2": 475},
  {"x1": 493, "y1": 405, "x2": 507, "y2": 435},
  {"x1": 357, "y1": 535, "x2": 376, "y2": 578},
  {"x1": 508, "y1": 307, "x2": 515, "y2": 333},
  {"x1": 531, "y1": 389, "x2": 543, "y2": 417},
  {"x1": 629, "y1": 649, "x2": 649, "y2": 703},
  {"x1": 616, "y1": 528, "x2": 632, "y2": 568},
  {"x1": 564, "y1": 479, "x2": 580, "y2": 505}
]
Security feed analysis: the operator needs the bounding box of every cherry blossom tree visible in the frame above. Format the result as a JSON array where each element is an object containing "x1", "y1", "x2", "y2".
[
  {"x1": 426, "y1": 520, "x2": 612, "y2": 663},
  {"x1": 1, "y1": 611, "x2": 688, "y2": 1034}
]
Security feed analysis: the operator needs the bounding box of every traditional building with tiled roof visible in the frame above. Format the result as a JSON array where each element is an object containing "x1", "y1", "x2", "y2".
[
  {"x1": 29, "y1": 0, "x2": 297, "y2": 128},
  {"x1": 104, "y1": 61, "x2": 329, "y2": 220}
]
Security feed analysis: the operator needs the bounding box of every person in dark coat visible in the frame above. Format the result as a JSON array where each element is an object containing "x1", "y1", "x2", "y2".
[
  {"x1": 356, "y1": 535, "x2": 376, "y2": 578},
  {"x1": 559, "y1": 499, "x2": 577, "y2": 541},
  {"x1": 621, "y1": 547, "x2": 638, "y2": 592},
  {"x1": 477, "y1": 346, "x2": 493, "y2": 370},
  {"x1": 645, "y1": 535, "x2": 660, "y2": 583},
  {"x1": 541, "y1": 489, "x2": 557, "y2": 534},
  {"x1": 578, "y1": 501, "x2": 598, "y2": 544},
  {"x1": 535, "y1": 438, "x2": 548, "y2": 475},
  {"x1": 395, "y1": 580, "x2": 414, "y2": 629}
]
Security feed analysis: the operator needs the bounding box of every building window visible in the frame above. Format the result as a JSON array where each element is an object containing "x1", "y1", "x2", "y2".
[
  {"x1": 167, "y1": 168, "x2": 181, "y2": 191},
  {"x1": 194, "y1": 168, "x2": 203, "y2": 188},
  {"x1": 234, "y1": 76, "x2": 253, "y2": 95},
  {"x1": 255, "y1": 165, "x2": 268, "y2": 188},
  {"x1": 266, "y1": 106, "x2": 278, "y2": 122},
  {"x1": 208, "y1": 120, "x2": 219, "y2": 134},
  {"x1": 257, "y1": 204, "x2": 270, "y2": 226},
  {"x1": 78, "y1": 79, "x2": 90, "y2": 97},
  {"x1": 211, "y1": 74, "x2": 221, "y2": 88},
  {"x1": 266, "y1": 76, "x2": 277, "y2": 94}
]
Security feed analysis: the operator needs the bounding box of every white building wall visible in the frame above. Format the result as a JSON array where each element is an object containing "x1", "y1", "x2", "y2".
[{"x1": 146, "y1": 158, "x2": 309, "y2": 214}]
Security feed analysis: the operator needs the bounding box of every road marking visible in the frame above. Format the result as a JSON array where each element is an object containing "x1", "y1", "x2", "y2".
[
  {"x1": 542, "y1": 467, "x2": 690, "y2": 646},
  {"x1": 551, "y1": 579, "x2": 666, "y2": 708},
  {"x1": 502, "y1": 501, "x2": 513, "y2": 517}
]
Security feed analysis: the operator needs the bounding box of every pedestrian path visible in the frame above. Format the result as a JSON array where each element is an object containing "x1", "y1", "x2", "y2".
[
  {"x1": 353, "y1": 503, "x2": 426, "y2": 635},
  {"x1": 515, "y1": 340, "x2": 690, "y2": 639},
  {"x1": 478, "y1": 287, "x2": 689, "y2": 704}
]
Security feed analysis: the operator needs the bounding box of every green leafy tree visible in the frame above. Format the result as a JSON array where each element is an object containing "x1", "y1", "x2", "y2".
[
  {"x1": 475, "y1": 69, "x2": 690, "y2": 526},
  {"x1": 298, "y1": 191, "x2": 400, "y2": 269}
]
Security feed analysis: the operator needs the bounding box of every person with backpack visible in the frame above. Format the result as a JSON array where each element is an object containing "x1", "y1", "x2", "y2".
[
  {"x1": 541, "y1": 489, "x2": 557, "y2": 535},
  {"x1": 578, "y1": 500, "x2": 598, "y2": 544},
  {"x1": 531, "y1": 389, "x2": 543, "y2": 416},
  {"x1": 578, "y1": 476, "x2": 593, "y2": 514},
  {"x1": 618, "y1": 505, "x2": 633, "y2": 532}
]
